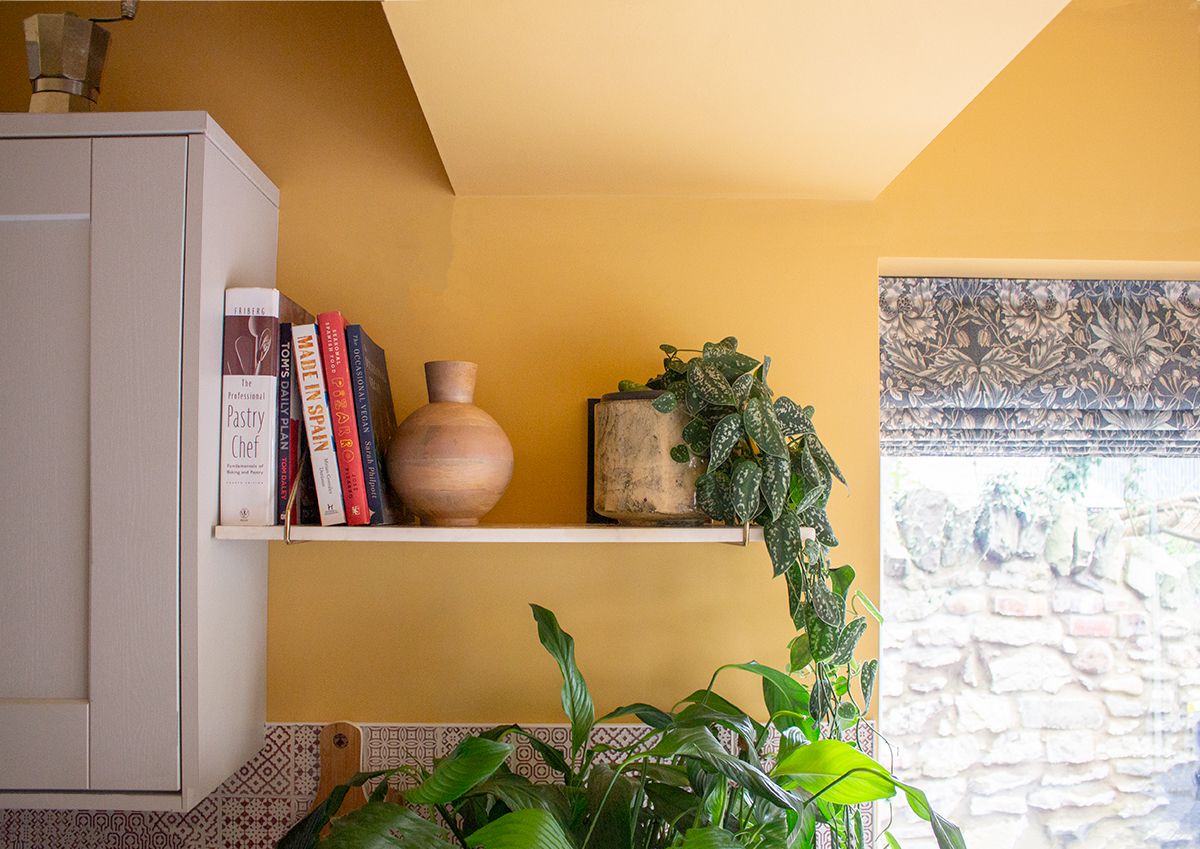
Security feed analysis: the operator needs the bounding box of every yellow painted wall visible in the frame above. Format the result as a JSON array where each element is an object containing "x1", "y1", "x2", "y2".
[{"x1": 1, "y1": 2, "x2": 1197, "y2": 723}]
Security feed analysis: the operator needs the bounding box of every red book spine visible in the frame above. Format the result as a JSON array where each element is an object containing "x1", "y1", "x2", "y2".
[{"x1": 317, "y1": 311, "x2": 370, "y2": 525}]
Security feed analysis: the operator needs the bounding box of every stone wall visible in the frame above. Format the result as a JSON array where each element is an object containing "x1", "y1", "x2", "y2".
[{"x1": 880, "y1": 470, "x2": 1200, "y2": 848}]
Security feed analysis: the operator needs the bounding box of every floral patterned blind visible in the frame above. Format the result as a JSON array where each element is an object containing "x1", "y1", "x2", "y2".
[{"x1": 879, "y1": 277, "x2": 1200, "y2": 456}]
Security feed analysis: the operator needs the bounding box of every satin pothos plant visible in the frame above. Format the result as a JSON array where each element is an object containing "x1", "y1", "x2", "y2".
[{"x1": 621, "y1": 337, "x2": 843, "y2": 576}]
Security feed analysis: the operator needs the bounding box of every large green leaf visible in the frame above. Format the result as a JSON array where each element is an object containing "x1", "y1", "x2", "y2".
[
  {"x1": 730, "y1": 460, "x2": 763, "y2": 524},
  {"x1": 597, "y1": 703, "x2": 673, "y2": 728},
  {"x1": 708, "y1": 414, "x2": 744, "y2": 469},
  {"x1": 771, "y1": 740, "x2": 897, "y2": 805},
  {"x1": 710, "y1": 662, "x2": 809, "y2": 716},
  {"x1": 280, "y1": 769, "x2": 400, "y2": 849},
  {"x1": 688, "y1": 360, "x2": 738, "y2": 407},
  {"x1": 646, "y1": 726, "x2": 800, "y2": 813},
  {"x1": 407, "y1": 737, "x2": 513, "y2": 805},
  {"x1": 466, "y1": 809, "x2": 575, "y2": 849},
  {"x1": 469, "y1": 773, "x2": 572, "y2": 825},
  {"x1": 893, "y1": 782, "x2": 968, "y2": 849},
  {"x1": 531, "y1": 605, "x2": 595, "y2": 757},
  {"x1": 742, "y1": 397, "x2": 788, "y2": 458},
  {"x1": 702, "y1": 341, "x2": 759, "y2": 380},
  {"x1": 763, "y1": 512, "x2": 804, "y2": 577},
  {"x1": 319, "y1": 802, "x2": 458, "y2": 849},
  {"x1": 584, "y1": 764, "x2": 638, "y2": 849},
  {"x1": 759, "y1": 455, "x2": 789, "y2": 522},
  {"x1": 477, "y1": 725, "x2": 573, "y2": 782},
  {"x1": 674, "y1": 702, "x2": 757, "y2": 749},
  {"x1": 678, "y1": 826, "x2": 745, "y2": 848}
]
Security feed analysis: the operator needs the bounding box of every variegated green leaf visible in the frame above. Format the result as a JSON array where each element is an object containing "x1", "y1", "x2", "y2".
[
  {"x1": 731, "y1": 372, "x2": 754, "y2": 404},
  {"x1": 860, "y1": 658, "x2": 878, "y2": 713},
  {"x1": 831, "y1": 617, "x2": 867, "y2": 664},
  {"x1": 703, "y1": 342, "x2": 760, "y2": 380},
  {"x1": 764, "y1": 512, "x2": 804, "y2": 577},
  {"x1": 695, "y1": 471, "x2": 733, "y2": 522},
  {"x1": 773, "y1": 396, "x2": 813, "y2": 436},
  {"x1": 683, "y1": 417, "x2": 711, "y2": 453},
  {"x1": 796, "y1": 441, "x2": 823, "y2": 491},
  {"x1": 759, "y1": 454, "x2": 789, "y2": 521},
  {"x1": 731, "y1": 460, "x2": 763, "y2": 524},
  {"x1": 809, "y1": 668, "x2": 833, "y2": 721},
  {"x1": 805, "y1": 609, "x2": 837, "y2": 663},
  {"x1": 742, "y1": 397, "x2": 788, "y2": 458},
  {"x1": 801, "y1": 507, "x2": 838, "y2": 547},
  {"x1": 811, "y1": 580, "x2": 844, "y2": 628},
  {"x1": 807, "y1": 433, "x2": 846, "y2": 485},
  {"x1": 652, "y1": 391, "x2": 677, "y2": 413},
  {"x1": 755, "y1": 354, "x2": 771, "y2": 384},
  {"x1": 688, "y1": 359, "x2": 738, "y2": 406},
  {"x1": 670, "y1": 444, "x2": 690, "y2": 463},
  {"x1": 836, "y1": 700, "x2": 860, "y2": 725},
  {"x1": 667, "y1": 358, "x2": 688, "y2": 374},
  {"x1": 718, "y1": 336, "x2": 739, "y2": 350},
  {"x1": 660, "y1": 343, "x2": 678, "y2": 355},
  {"x1": 685, "y1": 381, "x2": 707, "y2": 414},
  {"x1": 708, "y1": 414, "x2": 743, "y2": 469}
]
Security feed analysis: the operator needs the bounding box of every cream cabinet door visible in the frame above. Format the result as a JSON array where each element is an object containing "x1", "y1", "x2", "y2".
[{"x1": 0, "y1": 135, "x2": 186, "y2": 792}]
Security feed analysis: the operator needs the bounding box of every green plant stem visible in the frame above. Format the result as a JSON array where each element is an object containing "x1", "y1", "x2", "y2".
[{"x1": 435, "y1": 803, "x2": 469, "y2": 848}]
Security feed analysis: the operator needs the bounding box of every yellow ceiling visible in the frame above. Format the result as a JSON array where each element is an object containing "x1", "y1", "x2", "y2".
[{"x1": 384, "y1": 0, "x2": 1069, "y2": 199}]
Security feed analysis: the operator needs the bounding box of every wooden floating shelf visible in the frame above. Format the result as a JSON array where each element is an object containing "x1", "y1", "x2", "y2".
[{"x1": 212, "y1": 524, "x2": 797, "y2": 544}]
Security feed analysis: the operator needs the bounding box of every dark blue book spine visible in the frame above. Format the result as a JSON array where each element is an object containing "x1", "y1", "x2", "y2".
[
  {"x1": 276, "y1": 323, "x2": 294, "y2": 525},
  {"x1": 346, "y1": 325, "x2": 384, "y2": 525}
]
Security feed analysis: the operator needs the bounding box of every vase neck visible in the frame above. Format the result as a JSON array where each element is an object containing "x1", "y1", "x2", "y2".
[{"x1": 425, "y1": 360, "x2": 477, "y2": 403}]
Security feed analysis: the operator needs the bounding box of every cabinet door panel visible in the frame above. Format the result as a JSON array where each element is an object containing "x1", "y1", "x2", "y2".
[
  {"x1": 89, "y1": 136, "x2": 187, "y2": 791},
  {"x1": 0, "y1": 138, "x2": 93, "y2": 790}
]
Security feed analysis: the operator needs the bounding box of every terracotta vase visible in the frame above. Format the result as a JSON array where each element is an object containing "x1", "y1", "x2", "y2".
[
  {"x1": 386, "y1": 361, "x2": 514, "y2": 526},
  {"x1": 593, "y1": 391, "x2": 707, "y2": 525}
]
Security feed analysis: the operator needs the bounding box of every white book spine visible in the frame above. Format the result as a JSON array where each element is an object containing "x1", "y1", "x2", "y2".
[
  {"x1": 292, "y1": 323, "x2": 346, "y2": 525},
  {"x1": 220, "y1": 288, "x2": 282, "y2": 526}
]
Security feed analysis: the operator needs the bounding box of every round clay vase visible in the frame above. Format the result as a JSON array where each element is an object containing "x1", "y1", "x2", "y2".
[
  {"x1": 386, "y1": 361, "x2": 514, "y2": 526},
  {"x1": 593, "y1": 390, "x2": 707, "y2": 525}
]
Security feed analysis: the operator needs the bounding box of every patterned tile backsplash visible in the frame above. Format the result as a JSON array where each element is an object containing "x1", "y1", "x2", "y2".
[{"x1": 0, "y1": 722, "x2": 877, "y2": 849}]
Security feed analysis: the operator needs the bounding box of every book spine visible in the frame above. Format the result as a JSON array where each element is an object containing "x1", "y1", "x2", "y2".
[
  {"x1": 219, "y1": 288, "x2": 282, "y2": 526},
  {"x1": 346, "y1": 326, "x2": 384, "y2": 525},
  {"x1": 292, "y1": 323, "x2": 346, "y2": 525},
  {"x1": 318, "y1": 311, "x2": 370, "y2": 525},
  {"x1": 276, "y1": 323, "x2": 297, "y2": 524}
]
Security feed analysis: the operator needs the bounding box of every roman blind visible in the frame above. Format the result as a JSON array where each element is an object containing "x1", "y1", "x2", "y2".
[{"x1": 879, "y1": 277, "x2": 1200, "y2": 456}]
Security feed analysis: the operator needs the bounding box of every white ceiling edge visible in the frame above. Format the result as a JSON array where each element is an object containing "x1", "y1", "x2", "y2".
[{"x1": 385, "y1": 0, "x2": 1069, "y2": 199}]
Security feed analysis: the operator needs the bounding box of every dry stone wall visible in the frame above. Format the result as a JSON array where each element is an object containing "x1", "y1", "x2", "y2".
[{"x1": 880, "y1": 478, "x2": 1200, "y2": 848}]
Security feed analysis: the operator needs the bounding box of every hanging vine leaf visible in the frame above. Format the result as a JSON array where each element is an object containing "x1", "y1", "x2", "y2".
[
  {"x1": 742, "y1": 397, "x2": 788, "y2": 458},
  {"x1": 688, "y1": 360, "x2": 738, "y2": 407},
  {"x1": 695, "y1": 472, "x2": 733, "y2": 522},
  {"x1": 652, "y1": 392, "x2": 678, "y2": 413},
  {"x1": 731, "y1": 460, "x2": 763, "y2": 524},
  {"x1": 703, "y1": 341, "x2": 760, "y2": 380},
  {"x1": 670, "y1": 444, "x2": 691, "y2": 463},
  {"x1": 759, "y1": 454, "x2": 789, "y2": 522},
  {"x1": 806, "y1": 433, "x2": 846, "y2": 485},
  {"x1": 809, "y1": 667, "x2": 833, "y2": 721},
  {"x1": 805, "y1": 608, "x2": 837, "y2": 663},
  {"x1": 860, "y1": 659, "x2": 878, "y2": 714},
  {"x1": 788, "y1": 632, "x2": 813, "y2": 673},
  {"x1": 831, "y1": 617, "x2": 867, "y2": 665},
  {"x1": 660, "y1": 343, "x2": 678, "y2": 355},
  {"x1": 800, "y1": 507, "x2": 838, "y2": 547},
  {"x1": 764, "y1": 512, "x2": 805, "y2": 577},
  {"x1": 708, "y1": 414, "x2": 743, "y2": 469},
  {"x1": 797, "y1": 441, "x2": 823, "y2": 492},
  {"x1": 830, "y1": 565, "x2": 856, "y2": 600},
  {"x1": 773, "y1": 396, "x2": 813, "y2": 436},
  {"x1": 811, "y1": 580, "x2": 844, "y2": 628}
]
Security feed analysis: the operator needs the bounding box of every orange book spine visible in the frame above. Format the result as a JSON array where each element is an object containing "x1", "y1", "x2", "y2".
[{"x1": 317, "y1": 311, "x2": 370, "y2": 525}]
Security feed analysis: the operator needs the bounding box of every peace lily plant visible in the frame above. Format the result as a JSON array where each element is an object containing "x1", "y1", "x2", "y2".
[{"x1": 279, "y1": 337, "x2": 966, "y2": 849}]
